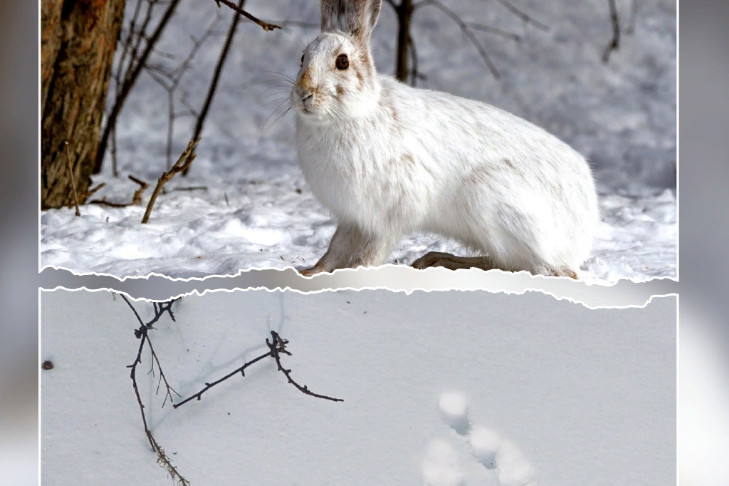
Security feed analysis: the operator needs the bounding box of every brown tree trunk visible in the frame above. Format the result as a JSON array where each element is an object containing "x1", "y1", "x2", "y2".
[{"x1": 41, "y1": 0, "x2": 125, "y2": 209}]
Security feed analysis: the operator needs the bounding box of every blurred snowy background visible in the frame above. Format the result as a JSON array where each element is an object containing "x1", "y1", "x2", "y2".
[{"x1": 40, "y1": 0, "x2": 676, "y2": 281}]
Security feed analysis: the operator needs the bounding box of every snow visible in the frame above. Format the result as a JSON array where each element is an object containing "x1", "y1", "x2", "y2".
[
  {"x1": 40, "y1": 169, "x2": 676, "y2": 282},
  {"x1": 41, "y1": 290, "x2": 676, "y2": 485},
  {"x1": 40, "y1": 0, "x2": 676, "y2": 282},
  {"x1": 469, "y1": 426, "x2": 501, "y2": 469},
  {"x1": 438, "y1": 392, "x2": 470, "y2": 435}
]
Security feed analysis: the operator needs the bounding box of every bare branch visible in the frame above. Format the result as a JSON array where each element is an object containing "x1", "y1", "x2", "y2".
[
  {"x1": 602, "y1": 0, "x2": 620, "y2": 63},
  {"x1": 415, "y1": 0, "x2": 500, "y2": 78},
  {"x1": 96, "y1": 0, "x2": 183, "y2": 173},
  {"x1": 129, "y1": 175, "x2": 150, "y2": 206},
  {"x1": 123, "y1": 296, "x2": 189, "y2": 485},
  {"x1": 493, "y1": 0, "x2": 548, "y2": 31},
  {"x1": 626, "y1": 0, "x2": 637, "y2": 34},
  {"x1": 272, "y1": 19, "x2": 320, "y2": 29},
  {"x1": 267, "y1": 332, "x2": 344, "y2": 403},
  {"x1": 145, "y1": 333, "x2": 182, "y2": 408},
  {"x1": 173, "y1": 348, "x2": 274, "y2": 408},
  {"x1": 409, "y1": 33, "x2": 419, "y2": 86},
  {"x1": 64, "y1": 141, "x2": 81, "y2": 217},
  {"x1": 87, "y1": 176, "x2": 147, "y2": 208},
  {"x1": 212, "y1": 0, "x2": 281, "y2": 31},
  {"x1": 184, "y1": 0, "x2": 244, "y2": 176},
  {"x1": 465, "y1": 22, "x2": 521, "y2": 42},
  {"x1": 140, "y1": 16, "x2": 220, "y2": 169},
  {"x1": 67, "y1": 182, "x2": 106, "y2": 208},
  {"x1": 142, "y1": 139, "x2": 200, "y2": 224},
  {"x1": 175, "y1": 331, "x2": 343, "y2": 409}
]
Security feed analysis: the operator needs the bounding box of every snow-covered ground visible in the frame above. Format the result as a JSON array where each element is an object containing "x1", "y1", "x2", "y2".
[
  {"x1": 41, "y1": 290, "x2": 676, "y2": 485},
  {"x1": 41, "y1": 159, "x2": 676, "y2": 282},
  {"x1": 40, "y1": 0, "x2": 676, "y2": 282}
]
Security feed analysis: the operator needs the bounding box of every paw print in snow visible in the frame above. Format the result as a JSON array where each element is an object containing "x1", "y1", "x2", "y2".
[{"x1": 422, "y1": 392, "x2": 537, "y2": 486}]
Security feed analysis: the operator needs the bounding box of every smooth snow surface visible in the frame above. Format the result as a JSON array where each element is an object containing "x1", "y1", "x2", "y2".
[
  {"x1": 41, "y1": 290, "x2": 676, "y2": 486},
  {"x1": 40, "y1": 0, "x2": 676, "y2": 282}
]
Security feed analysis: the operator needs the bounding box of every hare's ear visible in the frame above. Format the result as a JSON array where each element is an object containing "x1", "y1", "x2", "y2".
[{"x1": 321, "y1": 0, "x2": 382, "y2": 44}]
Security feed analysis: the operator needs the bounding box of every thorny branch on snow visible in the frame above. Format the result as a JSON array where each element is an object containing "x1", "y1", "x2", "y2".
[
  {"x1": 174, "y1": 330, "x2": 344, "y2": 408},
  {"x1": 122, "y1": 296, "x2": 342, "y2": 485},
  {"x1": 123, "y1": 295, "x2": 188, "y2": 485}
]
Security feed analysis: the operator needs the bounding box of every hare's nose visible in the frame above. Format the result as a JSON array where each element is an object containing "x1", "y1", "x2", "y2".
[
  {"x1": 302, "y1": 93, "x2": 314, "y2": 108},
  {"x1": 296, "y1": 86, "x2": 312, "y2": 101}
]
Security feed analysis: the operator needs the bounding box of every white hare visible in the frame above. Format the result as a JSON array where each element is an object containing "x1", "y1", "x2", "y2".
[{"x1": 292, "y1": 0, "x2": 598, "y2": 278}]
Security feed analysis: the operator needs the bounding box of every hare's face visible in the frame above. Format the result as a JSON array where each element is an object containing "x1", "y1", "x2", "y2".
[{"x1": 292, "y1": 33, "x2": 379, "y2": 123}]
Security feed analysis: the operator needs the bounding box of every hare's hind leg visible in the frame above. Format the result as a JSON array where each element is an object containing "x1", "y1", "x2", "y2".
[
  {"x1": 411, "y1": 252, "x2": 580, "y2": 279},
  {"x1": 300, "y1": 222, "x2": 394, "y2": 276},
  {"x1": 411, "y1": 252, "x2": 496, "y2": 271}
]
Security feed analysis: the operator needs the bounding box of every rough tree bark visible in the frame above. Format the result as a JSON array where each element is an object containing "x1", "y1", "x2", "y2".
[{"x1": 41, "y1": 0, "x2": 125, "y2": 209}]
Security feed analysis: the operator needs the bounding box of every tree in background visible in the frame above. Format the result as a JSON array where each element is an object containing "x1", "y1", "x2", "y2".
[
  {"x1": 387, "y1": 0, "x2": 548, "y2": 84},
  {"x1": 41, "y1": 0, "x2": 125, "y2": 209}
]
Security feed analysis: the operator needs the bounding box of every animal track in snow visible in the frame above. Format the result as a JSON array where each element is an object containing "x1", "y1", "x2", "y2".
[
  {"x1": 422, "y1": 439, "x2": 466, "y2": 486},
  {"x1": 422, "y1": 392, "x2": 537, "y2": 486}
]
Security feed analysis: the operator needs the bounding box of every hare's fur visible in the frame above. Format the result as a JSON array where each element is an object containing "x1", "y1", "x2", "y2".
[{"x1": 292, "y1": 1, "x2": 598, "y2": 277}]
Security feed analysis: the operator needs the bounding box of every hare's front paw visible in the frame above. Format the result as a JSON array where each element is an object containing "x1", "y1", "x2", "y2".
[{"x1": 299, "y1": 265, "x2": 325, "y2": 277}]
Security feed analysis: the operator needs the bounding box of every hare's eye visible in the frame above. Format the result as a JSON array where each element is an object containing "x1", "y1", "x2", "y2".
[
  {"x1": 335, "y1": 54, "x2": 349, "y2": 70},
  {"x1": 300, "y1": 54, "x2": 305, "y2": 65}
]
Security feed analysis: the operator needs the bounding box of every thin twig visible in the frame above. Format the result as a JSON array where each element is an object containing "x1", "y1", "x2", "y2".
[
  {"x1": 185, "y1": 0, "x2": 245, "y2": 176},
  {"x1": 493, "y1": 0, "x2": 549, "y2": 31},
  {"x1": 146, "y1": 334, "x2": 182, "y2": 408},
  {"x1": 626, "y1": 0, "x2": 637, "y2": 34},
  {"x1": 465, "y1": 22, "x2": 521, "y2": 42},
  {"x1": 268, "y1": 19, "x2": 319, "y2": 29},
  {"x1": 129, "y1": 331, "x2": 155, "y2": 450},
  {"x1": 141, "y1": 19, "x2": 219, "y2": 170},
  {"x1": 111, "y1": 125, "x2": 119, "y2": 177},
  {"x1": 128, "y1": 175, "x2": 150, "y2": 205},
  {"x1": 142, "y1": 139, "x2": 200, "y2": 224},
  {"x1": 66, "y1": 183, "x2": 106, "y2": 209},
  {"x1": 170, "y1": 186, "x2": 208, "y2": 192},
  {"x1": 267, "y1": 332, "x2": 344, "y2": 403},
  {"x1": 409, "y1": 33, "x2": 419, "y2": 86},
  {"x1": 174, "y1": 331, "x2": 343, "y2": 409},
  {"x1": 173, "y1": 349, "x2": 274, "y2": 408},
  {"x1": 86, "y1": 175, "x2": 148, "y2": 208},
  {"x1": 123, "y1": 295, "x2": 189, "y2": 485},
  {"x1": 416, "y1": 0, "x2": 500, "y2": 78},
  {"x1": 84, "y1": 183, "x2": 106, "y2": 200},
  {"x1": 213, "y1": 0, "x2": 281, "y2": 31},
  {"x1": 89, "y1": 199, "x2": 132, "y2": 208},
  {"x1": 64, "y1": 141, "x2": 81, "y2": 217},
  {"x1": 96, "y1": 0, "x2": 183, "y2": 173},
  {"x1": 602, "y1": 0, "x2": 620, "y2": 63}
]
